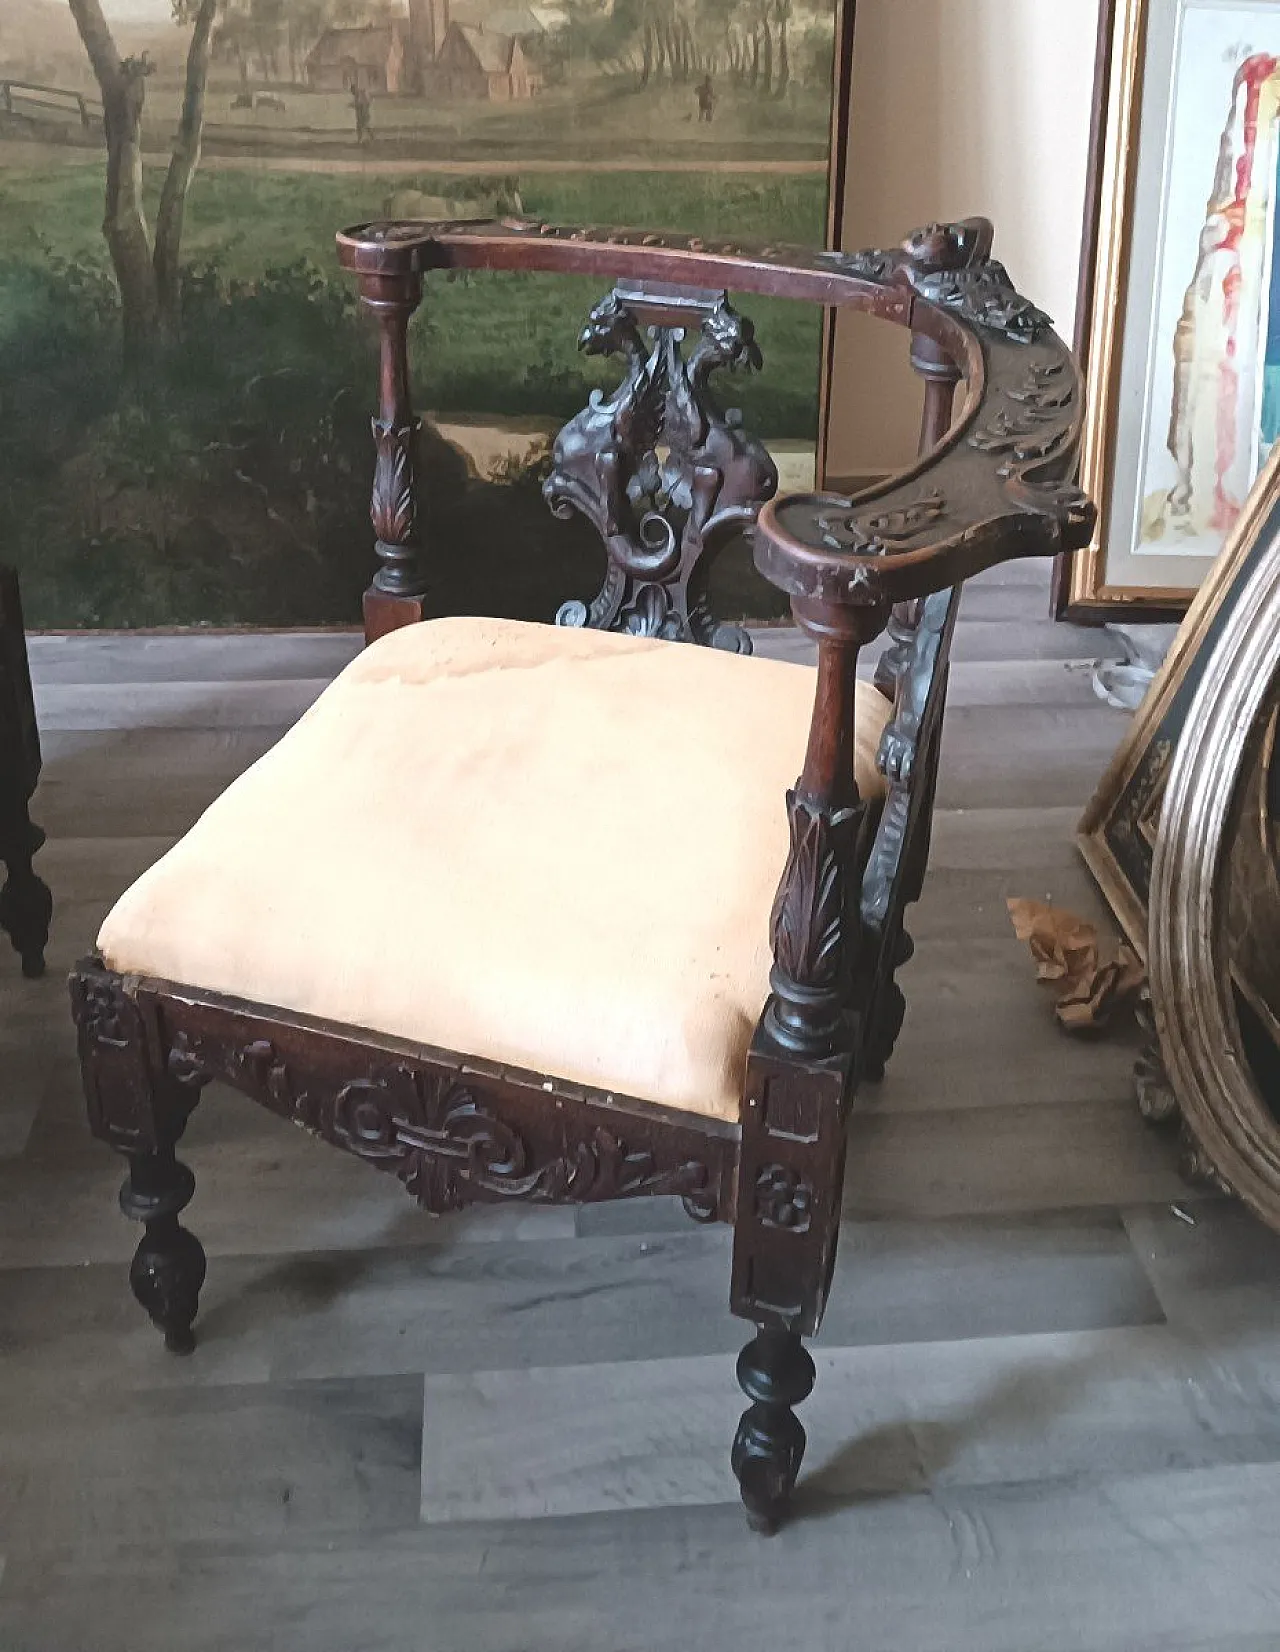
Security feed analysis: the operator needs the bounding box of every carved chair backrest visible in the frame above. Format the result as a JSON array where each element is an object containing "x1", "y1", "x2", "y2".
[{"x1": 543, "y1": 279, "x2": 776, "y2": 654}]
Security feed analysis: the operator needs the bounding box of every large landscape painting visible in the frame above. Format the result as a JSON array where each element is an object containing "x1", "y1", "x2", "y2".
[{"x1": 0, "y1": 0, "x2": 844, "y2": 627}]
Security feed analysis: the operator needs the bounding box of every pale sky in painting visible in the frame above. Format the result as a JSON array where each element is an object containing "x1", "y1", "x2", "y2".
[{"x1": 99, "y1": 0, "x2": 181, "y2": 22}]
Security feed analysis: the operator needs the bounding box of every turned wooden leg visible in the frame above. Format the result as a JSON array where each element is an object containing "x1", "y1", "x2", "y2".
[
  {"x1": 731, "y1": 1326, "x2": 816, "y2": 1534},
  {"x1": 120, "y1": 1145, "x2": 206, "y2": 1354},
  {"x1": 0, "y1": 817, "x2": 52, "y2": 978},
  {"x1": 71, "y1": 962, "x2": 210, "y2": 1352}
]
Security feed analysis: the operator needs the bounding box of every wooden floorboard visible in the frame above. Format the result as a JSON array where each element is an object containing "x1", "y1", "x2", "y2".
[
  {"x1": 4, "y1": 1465, "x2": 1280, "y2": 1652},
  {"x1": 3, "y1": 596, "x2": 1277, "y2": 1650},
  {"x1": 416, "y1": 1320, "x2": 1280, "y2": 1522}
]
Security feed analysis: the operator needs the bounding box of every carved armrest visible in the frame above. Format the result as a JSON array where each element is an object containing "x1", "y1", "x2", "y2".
[
  {"x1": 336, "y1": 216, "x2": 1092, "y2": 643},
  {"x1": 737, "y1": 219, "x2": 1092, "y2": 1064},
  {"x1": 753, "y1": 217, "x2": 1092, "y2": 614}
]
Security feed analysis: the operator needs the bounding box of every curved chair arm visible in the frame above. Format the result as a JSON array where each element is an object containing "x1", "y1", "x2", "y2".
[{"x1": 337, "y1": 215, "x2": 1093, "y2": 629}]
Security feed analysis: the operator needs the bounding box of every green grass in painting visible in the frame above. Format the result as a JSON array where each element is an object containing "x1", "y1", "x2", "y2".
[{"x1": 0, "y1": 161, "x2": 825, "y2": 626}]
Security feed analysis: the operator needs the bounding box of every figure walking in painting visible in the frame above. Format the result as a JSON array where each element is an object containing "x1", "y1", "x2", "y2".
[
  {"x1": 351, "y1": 82, "x2": 373, "y2": 146},
  {"x1": 696, "y1": 75, "x2": 716, "y2": 123}
]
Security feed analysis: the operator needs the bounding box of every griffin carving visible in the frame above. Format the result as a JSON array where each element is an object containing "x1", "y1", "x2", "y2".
[{"x1": 544, "y1": 287, "x2": 777, "y2": 650}]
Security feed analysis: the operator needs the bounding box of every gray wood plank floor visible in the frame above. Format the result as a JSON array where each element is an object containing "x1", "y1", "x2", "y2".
[{"x1": 5, "y1": 570, "x2": 1279, "y2": 1651}]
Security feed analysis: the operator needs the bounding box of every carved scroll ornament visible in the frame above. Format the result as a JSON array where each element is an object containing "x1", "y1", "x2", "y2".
[{"x1": 158, "y1": 1025, "x2": 718, "y2": 1215}]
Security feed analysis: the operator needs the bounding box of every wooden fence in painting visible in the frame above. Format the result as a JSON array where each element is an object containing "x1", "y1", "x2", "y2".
[{"x1": 0, "y1": 81, "x2": 102, "y2": 131}]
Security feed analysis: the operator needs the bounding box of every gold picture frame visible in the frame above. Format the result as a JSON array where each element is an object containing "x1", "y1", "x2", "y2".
[
  {"x1": 1056, "y1": 0, "x2": 1280, "y2": 621},
  {"x1": 1079, "y1": 443, "x2": 1280, "y2": 952},
  {"x1": 1148, "y1": 457, "x2": 1280, "y2": 1230}
]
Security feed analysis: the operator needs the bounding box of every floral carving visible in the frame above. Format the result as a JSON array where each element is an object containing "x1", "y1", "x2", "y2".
[
  {"x1": 754, "y1": 1164, "x2": 813, "y2": 1233},
  {"x1": 369, "y1": 416, "x2": 421, "y2": 597},
  {"x1": 166, "y1": 1030, "x2": 211, "y2": 1090},
  {"x1": 1005, "y1": 477, "x2": 1096, "y2": 541},
  {"x1": 968, "y1": 407, "x2": 1070, "y2": 461},
  {"x1": 1006, "y1": 358, "x2": 1072, "y2": 410}
]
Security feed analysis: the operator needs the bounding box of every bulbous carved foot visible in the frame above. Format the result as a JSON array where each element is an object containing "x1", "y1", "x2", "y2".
[
  {"x1": 120, "y1": 1150, "x2": 206, "y2": 1354},
  {"x1": 0, "y1": 848, "x2": 52, "y2": 979},
  {"x1": 731, "y1": 1327, "x2": 816, "y2": 1534}
]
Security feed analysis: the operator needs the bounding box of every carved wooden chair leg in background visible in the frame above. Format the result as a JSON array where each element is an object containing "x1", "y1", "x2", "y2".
[
  {"x1": 1, "y1": 566, "x2": 53, "y2": 979},
  {"x1": 71, "y1": 217, "x2": 1092, "y2": 1532}
]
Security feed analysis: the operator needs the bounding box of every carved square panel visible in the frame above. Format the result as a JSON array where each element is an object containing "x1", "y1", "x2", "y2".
[{"x1": 762, "y1": 1075, "x2": 821, "y2": 1143}]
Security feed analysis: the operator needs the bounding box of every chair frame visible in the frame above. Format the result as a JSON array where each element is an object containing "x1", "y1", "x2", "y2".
[
  {"x1": 1, "y1": 565, "x2": 52, "y2": 979},
  {"x1": 70, "y1": 217, "x2": 1092, "y2": 1533}
]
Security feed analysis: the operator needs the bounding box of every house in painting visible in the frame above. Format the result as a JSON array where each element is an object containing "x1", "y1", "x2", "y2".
[
  {"x1": 304, "y1": 23, "x2": 409, "y2": 94},
  {"x1": 305, "y1": 0, "x2": 540, "y2": 100},
  {"x1": 423, "y1": 21, "x2": 540, "y2": 100}
]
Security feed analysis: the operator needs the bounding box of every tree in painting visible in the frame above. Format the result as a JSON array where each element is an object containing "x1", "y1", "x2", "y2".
[
  {"x1": 2, "y1": 0, "x2": 841, "y2": 627},
  {"x1": 68, "y1": 0, "x2": 219, "y2": 362}
]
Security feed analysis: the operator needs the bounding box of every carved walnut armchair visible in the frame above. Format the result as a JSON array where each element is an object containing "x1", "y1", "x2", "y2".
[{"x1": 70, "y1": 217, "x2": 1092, "y2": 1534}]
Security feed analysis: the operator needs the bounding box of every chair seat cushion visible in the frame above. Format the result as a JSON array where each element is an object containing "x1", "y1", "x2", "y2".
[{"x1": 98, "y1": 618, "x2": 892, "y2": 1123}]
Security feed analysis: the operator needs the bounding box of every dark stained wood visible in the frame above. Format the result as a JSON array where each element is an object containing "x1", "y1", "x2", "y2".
[
  {"x1": 544, "y1": 281, "x2": 774, "y2": 649},
  {"x1": 67, "y1": 967, "x2": 204, "y2": 1350},
  {"x1": 338, "y1": 217, "x2": 1094, "y2": 614},
  {"x1": 864, "y1": 311, "x2": 966, "y2": 1076},
  {"x1": 0, "y1": 566, "x2": 53, "y2": 977},
  {"x1": 69, "y1": 216, "x2": 1092, "y2": 1534},
  {"x1": 731, "y1": 1326, "x2": 816, "y2": 1535},
  {"x1": 72, "y1": 960, "x2": 738, "y2": 1222},
  {"x1": 357, "y1": 267, "x2": 428, "y2": 642}
]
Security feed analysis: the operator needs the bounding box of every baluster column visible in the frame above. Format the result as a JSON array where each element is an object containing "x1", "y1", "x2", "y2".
[{"x1": 356, "y1": 268, "x2": 429, "y2": 644}]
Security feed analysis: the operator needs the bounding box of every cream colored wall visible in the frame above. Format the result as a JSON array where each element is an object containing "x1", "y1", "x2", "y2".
[{"x1": 824, "y1": 0, "x2": 1101, "y2": 480}]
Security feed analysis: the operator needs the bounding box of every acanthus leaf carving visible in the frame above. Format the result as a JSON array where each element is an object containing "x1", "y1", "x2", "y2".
[
  {"x1": 370, "y1": 417, "x2": 417, "y2": 547},
  {"x1": 816, "y1": 489, "x2": 946, "y2": 555},
  {"x1": 769, "y1": 791, "x2": 855, "y2": 991},
  {"x1": 815, "y1": 246, "x2": 899, "y2": 283},
  {"x1": 912, "y1": 259, "x2": 1052, "y2": 345},
  {"x1": 765, "y1": 789, "x2": 864, "y2": 1056}
]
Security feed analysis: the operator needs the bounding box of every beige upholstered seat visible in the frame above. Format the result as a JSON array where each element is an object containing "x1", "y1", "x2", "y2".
[{"x1": 99, "y1": 618, "x2": 891, "y2": 1122}]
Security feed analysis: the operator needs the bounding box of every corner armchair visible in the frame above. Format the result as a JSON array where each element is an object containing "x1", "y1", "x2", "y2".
[{"x1": 70, "y1": 216, "x2": 1092, "y2": 1533}]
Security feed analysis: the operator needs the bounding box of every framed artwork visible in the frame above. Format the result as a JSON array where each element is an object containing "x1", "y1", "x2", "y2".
[
  {"x1": 1144, "y1": 435, "x2": 1280, "y2": 1224},
  {"x1": 1079, "y1": 438, "x2": 1280, "y2": 952},
  {"x1": 0, "y1": 0, "x2": 856, "y2": 629},
  {"x1": 1056, "y1": 0, "x2": 1280, "y2": 621}
]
